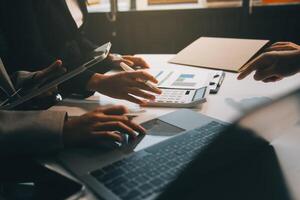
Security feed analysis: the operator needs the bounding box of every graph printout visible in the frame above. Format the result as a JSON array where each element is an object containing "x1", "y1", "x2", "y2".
[{"x1": 149, "y1": 69, "x2": 210, "y2": 89}]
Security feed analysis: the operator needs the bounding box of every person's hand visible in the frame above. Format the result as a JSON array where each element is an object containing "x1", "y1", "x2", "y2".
[
  {"x1": 34, "y1": 60, "x2": 66, "y2": 83},
  {"x1": 23, "y1": 60, "x2": 65, "y2": 95},
  {"x1": 17, "y1": 60, "x2": 65, "y2": 100},
  {"x1": 237, "y1": 44, "x2": 300, "y2": 82},
  {"x1": 18, "y1": 60, "x2": 65, "y2": 88},
  {"x1": 264, "y1": 42, "x2": 300, "y2": 52},
  {"x1": 108, "y1": 54, "x2": 150, "y2": 69},
  {"x1": 86, "y1": 71, "x2": 162, "y2": 104},
  {"x1": 33, "y1": 60, "x2": 66, "y2": 96},
  {"x1": 63, "y1": 105, "x2": 146, "y2": 148}
]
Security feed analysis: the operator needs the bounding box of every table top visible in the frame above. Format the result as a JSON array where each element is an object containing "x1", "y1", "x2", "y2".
[{"x1": 48, "y1": 54, "x2": 300, "y2": 199}]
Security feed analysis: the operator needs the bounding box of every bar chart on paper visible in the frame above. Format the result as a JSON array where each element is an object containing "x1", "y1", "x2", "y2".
[
  {"x1": 149, "y1": 69, "x2": 210, "y2": 89},
  {"x1": 172, "y1": 73, "x2": 197, "y2": 87}
]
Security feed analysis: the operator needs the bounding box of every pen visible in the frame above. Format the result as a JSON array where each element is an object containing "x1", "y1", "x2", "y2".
[{"x1": 119, "y1": 62, "x2": 159, "y2": 91}]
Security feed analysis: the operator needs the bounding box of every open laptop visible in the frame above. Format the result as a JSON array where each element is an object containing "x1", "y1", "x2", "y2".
[{"x1": 58, "y1": 87, "x2": 300, "y2": 200}]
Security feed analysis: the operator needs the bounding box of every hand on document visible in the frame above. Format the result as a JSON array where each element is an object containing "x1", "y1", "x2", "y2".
[{"x1": 238, "y1": 42, "x2": 300, "y2": 82}]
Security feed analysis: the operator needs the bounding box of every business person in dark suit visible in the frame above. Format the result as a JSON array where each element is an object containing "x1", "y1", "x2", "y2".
[
  {"x1": 0, "y1": 0, "x2": 161, "y2": 104},
  {"x1": 0, "y1": 58, "x2": 146, "y2": 157}
]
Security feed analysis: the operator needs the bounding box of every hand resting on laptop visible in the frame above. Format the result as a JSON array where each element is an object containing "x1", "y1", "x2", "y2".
[{"x1": 63, "y1": 105, "x2": 146, "y2": 148}]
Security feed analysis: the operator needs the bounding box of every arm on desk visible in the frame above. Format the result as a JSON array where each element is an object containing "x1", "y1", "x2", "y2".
[
  {"x1": 0, "y1": 110, "x2": 66, "y2": 157},
  {"x1": 0, "y1": 105, "x2": 147, "y2": 157}
]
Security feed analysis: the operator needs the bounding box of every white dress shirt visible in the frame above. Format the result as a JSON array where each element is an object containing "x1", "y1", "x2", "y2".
[{"x1": 65, "y1": 0, "x2": 84, "y2": 28}]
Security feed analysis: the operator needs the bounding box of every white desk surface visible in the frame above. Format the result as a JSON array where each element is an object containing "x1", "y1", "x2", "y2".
[{"x1": 48, "y1": 54, "x2": 300, "y2": 199}]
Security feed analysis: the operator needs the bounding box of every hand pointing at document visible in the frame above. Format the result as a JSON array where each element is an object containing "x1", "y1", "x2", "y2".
[{"x1": 238, "y1": 42, "x2": 300, "y2": 82}]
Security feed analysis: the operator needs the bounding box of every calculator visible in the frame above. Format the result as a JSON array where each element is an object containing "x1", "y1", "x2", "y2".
[{"x1": 146, "y1": 86, "x2": 208, "y2": 108}]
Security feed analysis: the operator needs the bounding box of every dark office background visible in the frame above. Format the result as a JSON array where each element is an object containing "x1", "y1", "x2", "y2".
[{"x1": 85, "y1": 4, "x2": 300, "y2": 54}]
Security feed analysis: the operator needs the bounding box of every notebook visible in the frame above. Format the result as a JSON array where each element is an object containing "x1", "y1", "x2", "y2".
[{"x1": 169, "y1": 37, "x2": 269, "y2": 72}]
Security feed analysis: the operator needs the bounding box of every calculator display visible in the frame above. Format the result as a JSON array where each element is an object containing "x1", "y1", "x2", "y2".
[{"x1": 192, "y1": 87, "x2": 207, "y2": 101}]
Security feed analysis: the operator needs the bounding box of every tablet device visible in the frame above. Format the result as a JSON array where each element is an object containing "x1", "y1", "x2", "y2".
[{"x1": 0, "y1": 42, "x2": 111, "y2": 110}]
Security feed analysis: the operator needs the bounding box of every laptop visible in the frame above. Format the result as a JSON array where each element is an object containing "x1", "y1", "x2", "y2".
[{"x1": 58, "y1": 88, "x2": 300, "y2": 200}]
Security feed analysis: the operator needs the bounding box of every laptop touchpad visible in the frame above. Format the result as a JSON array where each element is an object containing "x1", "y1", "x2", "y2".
[{"x1": 141, "y1": 119, "x2": 185, "y2": 136}]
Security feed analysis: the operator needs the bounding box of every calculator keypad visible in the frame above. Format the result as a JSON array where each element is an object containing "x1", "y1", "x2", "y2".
[{"x1": 152, "y1": 89, "x2": 196, "y2": 104}]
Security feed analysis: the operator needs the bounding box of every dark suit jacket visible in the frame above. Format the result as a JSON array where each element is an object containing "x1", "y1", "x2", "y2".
[{"x1": 0, "y1": 0, "x2": 109, "y2": 97}]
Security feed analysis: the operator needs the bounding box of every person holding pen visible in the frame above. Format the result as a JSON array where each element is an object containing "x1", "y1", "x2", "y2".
[{"x1": 238, "y1": 42, "x2": 300, "y2": 82}]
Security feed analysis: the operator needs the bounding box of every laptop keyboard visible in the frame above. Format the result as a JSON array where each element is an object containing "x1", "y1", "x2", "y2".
[{"x1": 91, "y1": 121, "x2": 226, "y2": 200}]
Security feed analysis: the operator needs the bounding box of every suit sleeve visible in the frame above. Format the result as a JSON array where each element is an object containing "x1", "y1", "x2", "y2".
[{"x1": 0, "y1": 110, "x2": 66, "y2": 157}]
